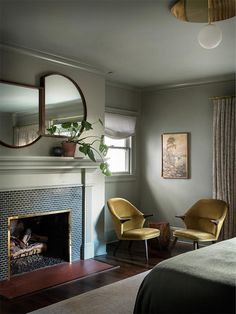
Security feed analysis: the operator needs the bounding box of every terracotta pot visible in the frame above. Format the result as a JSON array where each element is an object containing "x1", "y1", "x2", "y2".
[{"x1": 62, "y1": 142, "x2": 76, "y2": 157}]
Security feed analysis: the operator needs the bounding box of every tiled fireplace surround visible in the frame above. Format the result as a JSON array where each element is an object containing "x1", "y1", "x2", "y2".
[{"x1": 0, "y1": 156, "x2": 101, "y2": 281}]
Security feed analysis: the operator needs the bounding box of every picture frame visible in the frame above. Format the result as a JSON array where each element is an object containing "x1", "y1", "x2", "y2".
[{"x1": 161, "y1": 132, "x2": 189, "y2": 179}]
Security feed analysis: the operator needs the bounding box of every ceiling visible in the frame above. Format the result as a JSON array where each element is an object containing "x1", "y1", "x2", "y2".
[{"x1": 0, "y1": 0, "x2": 235, "y2": 88}]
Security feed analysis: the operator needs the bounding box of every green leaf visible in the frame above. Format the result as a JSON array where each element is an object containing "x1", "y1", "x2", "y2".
[
  {"x1": 47, "y1": 125, "x2": 57, "y2": 135},
  {"x1": 82, "y1": 120, "x2": 93, "y2": 131},
  {"x1": 99, "y1": 142, "x2": 108, "y2": 156},
  {"x1": 87, "y1": 148, "x2": 96, "y2": 162},
  {"x1": 100, "y1": 162, "x2": 111, "y2": 176},
  {"x1": 79, "y1": 143, "x2": 90, "y2": 155},
  {"x1": 72, "y1": 122, "x2": 79, "y2": 128},
  {"x1": 61, "y1": 122, "x2": 72, "y2": 129}
]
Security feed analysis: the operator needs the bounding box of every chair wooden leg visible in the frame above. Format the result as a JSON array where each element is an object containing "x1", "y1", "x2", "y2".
[
  {"x1": 156, "y1": 237, "x2": 161, "y2": 251},
  {"x1": 128, "y1": 240, "x2": 133, "y2": 253},
  {"x1": 171, "y1": 237, "x2": 178, "y2": 250},
  {"x1": 144, "y1": 239, "x2": 149, "y2": 262},
  {"x1": 114, "y1": 240, "x2": 121, "y2": 256},
  {"x1": 193, "y1": 241, "x2": 199, "y2": 250}
]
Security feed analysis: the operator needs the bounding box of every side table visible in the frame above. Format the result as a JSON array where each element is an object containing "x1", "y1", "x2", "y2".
[{"x1": 149, "y1": 221, "x2": 170, "y2": 250}]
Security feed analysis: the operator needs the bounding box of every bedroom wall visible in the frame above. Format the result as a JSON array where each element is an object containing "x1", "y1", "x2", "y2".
[
  {"x1": 0, "y1": 47, "x2": 106, "y2": 255},
  {"x1": 140, "y1": 80, "x2": 235, "y2": 230},
  {"x1": 104, "y1": 82, "x2": 141, "y2": 242},
  {"x1": 0, "y1": 112, "x2": 13, "y2": 144}
]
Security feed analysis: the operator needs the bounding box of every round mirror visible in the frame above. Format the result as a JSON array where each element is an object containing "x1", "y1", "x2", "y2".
[
  {"x1": 0, "y1": 80, "x2": 41, "y2": 148},
  {"x1": 41, "y1": 73, "x2": 87, "y2": 137}
]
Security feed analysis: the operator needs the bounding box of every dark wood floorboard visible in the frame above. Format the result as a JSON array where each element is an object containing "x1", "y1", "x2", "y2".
[{"x1": 0, "y1": 241, "x2": 192, "y2": 314}]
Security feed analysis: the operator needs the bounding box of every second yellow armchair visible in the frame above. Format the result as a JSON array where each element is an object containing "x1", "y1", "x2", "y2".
[
  {"x1": 172, "y1": 199, "x2": 227, "y2": 250},
  {"x1": 107, "y1": 198, "x2": 160, "y2": 261}
]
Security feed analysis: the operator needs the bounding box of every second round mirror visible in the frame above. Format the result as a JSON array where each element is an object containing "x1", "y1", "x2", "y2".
[{"x1": 41, "y1": 73, "x2": 87, "y2": 137}]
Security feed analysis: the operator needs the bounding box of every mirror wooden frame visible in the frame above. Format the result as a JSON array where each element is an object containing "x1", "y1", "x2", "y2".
[
  {"x1": 0, "y1": 79, "x2": 43, "y2": 148},
  {"x1": 40, "y1": 72, "x2": 87, "y2": 138},
  {"x1": 0, "y1": 73, "x2": 87, "y2": 148}
]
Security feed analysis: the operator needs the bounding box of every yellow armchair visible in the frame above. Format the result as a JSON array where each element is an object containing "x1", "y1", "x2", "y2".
[
  {"x1": 107, "y1": 198, "x2": 160, "y2": 261},
  {"x1": 172, "y1": 199, "x2": 227, "y2": 249}
]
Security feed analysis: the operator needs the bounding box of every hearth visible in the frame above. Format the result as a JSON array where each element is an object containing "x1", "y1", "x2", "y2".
[{"x1": 9, "y1": 210, "x2": 71, "y2": 276}]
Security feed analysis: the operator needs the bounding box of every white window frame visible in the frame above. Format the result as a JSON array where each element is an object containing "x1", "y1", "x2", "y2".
[
  {"x1": 105, "y1": 108, "x2": 138, "y2": 181},
  {"x1": 105, "y1": 136, "x2": 132, "y2": 175}
]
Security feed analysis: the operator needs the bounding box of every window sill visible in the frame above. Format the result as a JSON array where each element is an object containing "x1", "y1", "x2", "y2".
[{"x1": 105, "y1": 174, "x2": 137, "y2": 183}]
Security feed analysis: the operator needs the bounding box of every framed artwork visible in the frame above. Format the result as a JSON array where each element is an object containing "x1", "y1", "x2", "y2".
[{"x1": 161, "y1": 132, "x2": 189, "y2": 179}]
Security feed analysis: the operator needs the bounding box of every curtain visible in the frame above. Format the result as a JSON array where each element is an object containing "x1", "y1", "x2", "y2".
[
  {"x1": 14, "y1": 124, "x2": 39, "y2": 146},
  {"x1": 105, "y1": 112, "x2": 136, "y2": 139},
  {"x1": 212, "y1": 96, "x2": 236, "y2": 239}
]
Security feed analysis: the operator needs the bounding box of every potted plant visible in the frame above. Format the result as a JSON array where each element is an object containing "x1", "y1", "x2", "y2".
[{"x1": 47, "y1": 120, "x2": 111, "y2": 176}]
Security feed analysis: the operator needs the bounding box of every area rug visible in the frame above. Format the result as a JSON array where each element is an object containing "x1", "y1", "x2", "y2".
[{"x1": 29, "y1": 270, "x2": 150, "y2": 314}]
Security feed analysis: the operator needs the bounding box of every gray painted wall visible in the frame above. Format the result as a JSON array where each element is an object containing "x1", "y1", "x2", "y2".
[
  {"x1": 0, "y1": 112, "x2": 13, "y2": 144},
  {"x1": 1, "y1": 48, "x2": 235, "y2": 248},
  {"x1": 0, "y1": 48, "x2": 106, "y2": 256},
  {"x1": 140, "y1": 80, "x2": 235, "y2": 229},
  {"x1": 105, "y1": 83, "x2": 141, "y2": 242}
]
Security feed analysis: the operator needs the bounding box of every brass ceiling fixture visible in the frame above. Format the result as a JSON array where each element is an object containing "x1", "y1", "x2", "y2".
[{"x1": 171, "y1": 0, "x2": 235, "y2": 49}]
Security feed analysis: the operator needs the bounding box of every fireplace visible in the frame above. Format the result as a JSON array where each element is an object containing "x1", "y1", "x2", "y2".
[
  {"x1": 0, "y1": 156, "x2": 105, "y2": 282},
  {"x1": 9, "y1": 210, "x2": 71, "y2": 276},
  {"x1": 0, "y1": 185, "x2": 83, "y2": 281}
]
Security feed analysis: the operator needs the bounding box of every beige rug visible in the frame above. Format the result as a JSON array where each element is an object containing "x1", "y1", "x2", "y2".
[{"x1": 29, "y1": 271, "x2": 149, "y2": 314}]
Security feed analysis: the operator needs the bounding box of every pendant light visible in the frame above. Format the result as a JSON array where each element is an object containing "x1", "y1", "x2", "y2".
[
  {"x1": 198, "y1": 0, "x2": 222, "y2": 49},
  {"x1": 171, "y1": 0, "x2": 235, "y2": 50}
]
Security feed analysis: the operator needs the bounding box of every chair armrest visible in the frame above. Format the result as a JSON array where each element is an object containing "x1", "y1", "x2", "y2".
[
  {"x1": 210, "y1": 219, "x2": 219, "y2": 225},
  {"x1": 143, "y1": 214, "x2": 153, "y2": 219},
  {"x1": 175, "y1": 215, "x2": 185, "y2": 221},
  {"x1": 119, "y1": 217, "x2": 131, "y2": 224}
]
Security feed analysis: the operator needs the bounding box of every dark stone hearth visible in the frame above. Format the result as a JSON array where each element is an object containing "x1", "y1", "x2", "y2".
[{"x1": 10, "y1": 254, "x2": 65, "y2": 276}]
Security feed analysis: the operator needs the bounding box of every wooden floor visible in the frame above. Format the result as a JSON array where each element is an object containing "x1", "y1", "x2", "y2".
[{"x1": 0, "y1": 241, "x2": 192, "y2": 314}]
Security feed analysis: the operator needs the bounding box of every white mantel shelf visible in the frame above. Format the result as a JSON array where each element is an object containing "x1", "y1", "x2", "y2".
[{"x1": 0, "y1": 156, "x2": 100, "y2": 172}]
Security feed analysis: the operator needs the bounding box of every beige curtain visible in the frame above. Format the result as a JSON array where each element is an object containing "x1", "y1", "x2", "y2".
[
  {"x1": 14, "y1": 124, "x2": 39, "y2": 146},
  {"x1": 212, "y1": 96, "x2": 236, "y2": 239}
]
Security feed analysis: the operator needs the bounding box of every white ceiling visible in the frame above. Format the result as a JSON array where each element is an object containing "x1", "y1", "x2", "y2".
[{"x1": 0, "y1": 0, "x2": 235, "y2": 88}]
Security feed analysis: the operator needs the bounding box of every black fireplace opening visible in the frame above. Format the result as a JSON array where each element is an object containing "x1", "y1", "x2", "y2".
[{"x1": 9, "y1": 211, "x2": 70, "y2": 276}]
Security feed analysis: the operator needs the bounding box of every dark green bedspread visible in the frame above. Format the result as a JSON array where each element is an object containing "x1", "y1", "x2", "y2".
[{"x1": 134, "y1": 238, "x2": 236, "y2": 314}]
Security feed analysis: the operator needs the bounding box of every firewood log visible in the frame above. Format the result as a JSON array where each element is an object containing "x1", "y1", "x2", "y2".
[
  {"x1": 11, "y1": 242, "x2": 47, "y2": 259},
  {"x1": 22, "y1": 228, "x2": 32, "y2": 245}
]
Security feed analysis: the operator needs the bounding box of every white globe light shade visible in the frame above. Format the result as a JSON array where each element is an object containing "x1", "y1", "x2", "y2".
[{"x1": 198, "y1": 24, "x2": 222, "y2": 49}]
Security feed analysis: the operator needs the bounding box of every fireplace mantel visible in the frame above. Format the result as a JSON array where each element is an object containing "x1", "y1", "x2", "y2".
[
  {"x1": 0, "y1": 156, "x2": 100, "y2": 173},
  {"x1": 0, "y1": 156, "x2": 105, "y2": 265}
]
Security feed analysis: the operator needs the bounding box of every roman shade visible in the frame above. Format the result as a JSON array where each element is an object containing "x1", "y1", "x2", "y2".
[{"x1": 105, "y1": 113, "x2": 136, "y2": 139}]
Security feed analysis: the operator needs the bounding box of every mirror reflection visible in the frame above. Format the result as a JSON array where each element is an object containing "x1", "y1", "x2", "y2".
[
  {"x1": 0, "y1": 81, "x2": 40, "y2": 147},
  {"x1": 43, "y1": 74, "x2": 87, "y2": 136}
]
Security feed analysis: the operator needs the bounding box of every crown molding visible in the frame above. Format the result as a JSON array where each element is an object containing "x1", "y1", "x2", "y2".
[
  {"x1": 1, "y1": 43, "x2": 234, "y2": 91},
  {"x1": 140, "y1": 74, "x2": 236, "y2": 93},
  {"x1": 0, "y1": 42, "x2": 105, "y2": 76}
]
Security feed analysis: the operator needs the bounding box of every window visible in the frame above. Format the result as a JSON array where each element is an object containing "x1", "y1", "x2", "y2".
[
  {"x1": 47, "y1": 116, "x2": 83, "y2": 136},
  {"x1": 104, "y1": 112, "x2": 136, "y2": 175},
  {"x1": 105, "y1": 136, "x2": 132, "y2": 174}
]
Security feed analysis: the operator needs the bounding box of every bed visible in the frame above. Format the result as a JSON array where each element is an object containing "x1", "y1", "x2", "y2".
[{"x1": 134, "y1": 237, "x2": 236, "y2": 314}]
